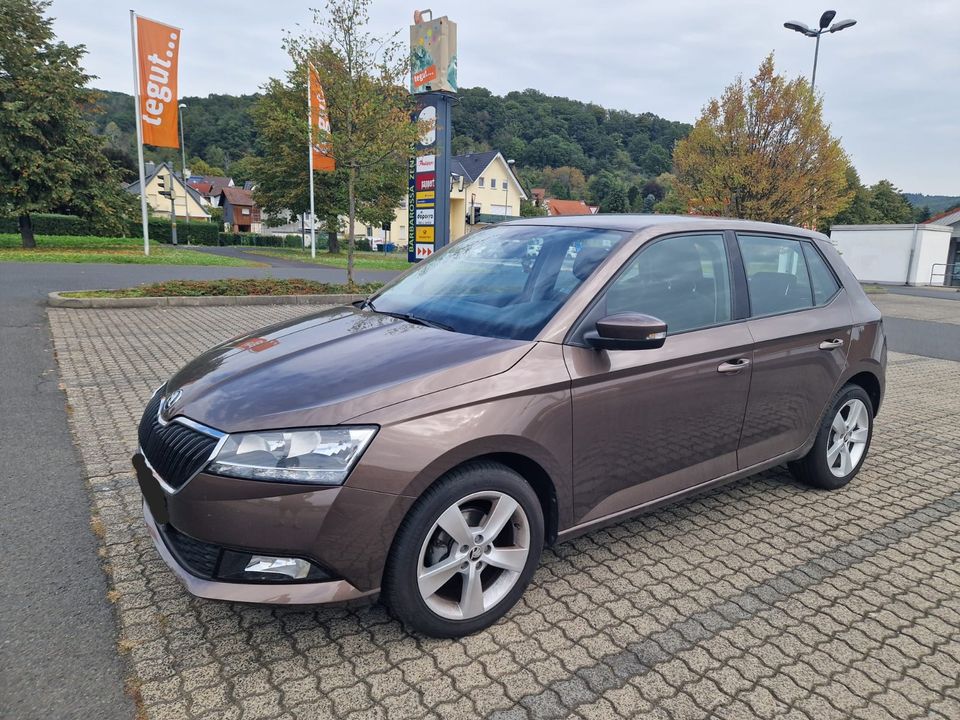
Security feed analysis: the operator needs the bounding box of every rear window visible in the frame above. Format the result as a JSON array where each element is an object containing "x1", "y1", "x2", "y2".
[
  {"x1": 738, "y1": 235, "x2": 813, "y2": 316},
  {"x1": 802, "y1": 242, "x2": 841, "y2": 305}
]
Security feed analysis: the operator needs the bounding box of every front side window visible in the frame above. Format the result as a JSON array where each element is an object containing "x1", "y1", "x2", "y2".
[
  {"x1": 372, "y1": 225, "x2": 626, "y2": 340},
  {"x1": 490, "y1": 178, "x2": 497, "y2": 189},
  {"x1": 738, "y1": 235, "x2": 813, "y2": 316},
  {"x1": 478, "y1": 177, "x2": 485, "y2": 188},
  {"x1": 605, "y1": 233, "x2": 731, "y2": 334}
]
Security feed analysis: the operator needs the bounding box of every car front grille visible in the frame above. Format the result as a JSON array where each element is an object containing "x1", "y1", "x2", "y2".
[
  {"x1": 163, "y1": 524, "x2": 221, "y2": 578},
  {"x1": 138, "y1": 390, "x2": 219, "y2": 491}
]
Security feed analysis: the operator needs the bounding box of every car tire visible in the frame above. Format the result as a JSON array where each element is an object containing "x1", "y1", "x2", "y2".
[
  {"x1": 789, "y1": 383, "x2": 874, "y2": 490},
  {"x1": 382, "y1": 461, "x2": 544, "y2": 638}
]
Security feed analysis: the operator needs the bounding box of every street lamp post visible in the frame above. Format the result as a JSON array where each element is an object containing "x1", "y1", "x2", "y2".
[
  {"x1": 504, "y1": 158, "x2": 515, "y2": 220},
  {"x1": 784, "y1": 10, "x2": 856, "y2": 92},
  {"x1": 178, "y1": 103, "x2": 190, "y2": 231}
]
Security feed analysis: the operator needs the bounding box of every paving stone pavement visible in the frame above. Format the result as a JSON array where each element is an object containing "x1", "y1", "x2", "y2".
[{"x1": 48, "y1": 304, "x2": 960, "y2": 720}]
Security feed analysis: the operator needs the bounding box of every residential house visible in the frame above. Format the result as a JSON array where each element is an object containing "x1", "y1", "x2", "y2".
[
  {"x1": 544, "y1": 198, "x2": 597, "y2": 216},
  {"x1": 125, "y1": 161, "x2": 210, "y2": 222},
  {"x1": 188, "y1": 175, "x2": 234, "y2": 207},
  {"x1": 928, "y1": 206, "x2": 960, "y2": 285},
  {"x1": 219, "y1": 187, "x2": 262, "y2": 233}
]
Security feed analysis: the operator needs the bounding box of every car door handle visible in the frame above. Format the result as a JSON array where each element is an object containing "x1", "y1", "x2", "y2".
[
  {"x1": 819, "y1": 338, "x2": 845, "y2": 350},
  {"x1": 717, "y1": 358, "x2": 751, "y2": 374}
]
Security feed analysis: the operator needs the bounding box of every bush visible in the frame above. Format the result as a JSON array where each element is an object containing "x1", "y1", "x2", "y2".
[
  {"x1": 0, "y1": 213, "x2": 123, "y2": 237},
  {"x1": 149, "y1": 220, "x2": 219, "y2": 245},
  {"x1": 218, "y1": 232, "x2": 303, "y2": 248},
  {"x1": 0, "y1": 213, "x2": 219, "y2": 243}
]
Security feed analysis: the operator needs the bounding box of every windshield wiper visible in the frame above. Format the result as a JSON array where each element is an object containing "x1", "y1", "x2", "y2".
[{"x1": 364, "y1": 300, "x2": 455, "y2": 332}]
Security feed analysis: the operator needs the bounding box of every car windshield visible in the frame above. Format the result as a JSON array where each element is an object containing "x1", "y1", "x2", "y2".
[{"x1": 370, "y1": 225, "x2": 627, "y2": 340}]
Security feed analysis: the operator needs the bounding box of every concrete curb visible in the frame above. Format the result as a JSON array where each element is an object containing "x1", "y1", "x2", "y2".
[{"x1": 48, "y1": 291, "x2": 365, "y2": 309}]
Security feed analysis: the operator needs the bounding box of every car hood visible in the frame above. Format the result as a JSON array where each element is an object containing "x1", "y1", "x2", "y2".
[{"x1": 163, "y1": 306, "x2": 532, "y2": 432}]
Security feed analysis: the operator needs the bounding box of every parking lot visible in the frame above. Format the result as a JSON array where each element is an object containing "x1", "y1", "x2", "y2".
[{"x1": 48, "y1": 301, "x2": 960, "y2": 720}]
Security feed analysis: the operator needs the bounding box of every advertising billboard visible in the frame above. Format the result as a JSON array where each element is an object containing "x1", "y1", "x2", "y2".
[{"x1": 410, "y1": 15, "x2": 457, "y2": 95}]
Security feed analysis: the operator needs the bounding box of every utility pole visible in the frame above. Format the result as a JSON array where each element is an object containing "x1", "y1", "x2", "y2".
[
  {"x1": 178, "y1": 103, "x2": 190, "y2": 230},
  {"x1": 169, "y1": 167, "x2": 178, "y2": 245}
]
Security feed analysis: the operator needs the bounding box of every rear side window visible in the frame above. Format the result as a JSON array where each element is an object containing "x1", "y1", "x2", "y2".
[
  {"x1": 738, "y1": 235, "x2": 813, "y2": 316},
  {"x1": 802, "y1": 242, "x2": 841, "y2": 305}
]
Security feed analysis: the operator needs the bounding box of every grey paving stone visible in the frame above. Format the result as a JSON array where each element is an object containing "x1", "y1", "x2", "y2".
[{"x1": 47, "y1": 304, "x2": 960, "y2": 720}]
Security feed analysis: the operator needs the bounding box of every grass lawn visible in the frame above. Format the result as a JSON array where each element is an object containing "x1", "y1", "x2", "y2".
[
  {"x1": 61, "y1": 278, "x2": 383, "y2": 298},
  {"x1": 244, "y1": 247, "x2": 411, "y2": 271},
  {"x1": 0, "y1": 234, "x2": 263, "y2": 266}
]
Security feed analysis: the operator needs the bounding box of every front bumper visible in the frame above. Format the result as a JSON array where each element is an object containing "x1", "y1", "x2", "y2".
[
  {"x1": 134, "y1": 450, "x2": 415, "y2": 602},
  {"x1": 143, "y1": 499, "x2": 376, "y2": 604}
]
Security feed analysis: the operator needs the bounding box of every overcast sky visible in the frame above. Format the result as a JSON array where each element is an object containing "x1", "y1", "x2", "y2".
[{"x1": 50, "y1": 0, "x2": 958, "y2": 195}]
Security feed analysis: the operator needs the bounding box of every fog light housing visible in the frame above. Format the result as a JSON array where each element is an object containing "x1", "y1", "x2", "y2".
[
  {"x1": 216, "y1": 550, "x2": 331, "y2": 583},
  {"x1": 245, "y1": 555, "x2": 310, "y2": 579}
]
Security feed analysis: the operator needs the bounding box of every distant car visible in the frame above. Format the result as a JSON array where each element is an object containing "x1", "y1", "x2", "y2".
[{"x1": 134, "y1": 215, "x2": 885, "y2": 637}]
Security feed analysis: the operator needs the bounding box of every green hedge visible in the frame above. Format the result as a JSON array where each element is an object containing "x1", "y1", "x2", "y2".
[
  {"x1": 149, "y1": 220, "x2": 219, "y2": 245},
  {"x1": 218, "y1": 233, "x2": 303, "y2": 248},
  {"x1": 0, "y1": 213, "x2": 127, "y2": 237},
  {"x1": 0, "y1": 213, "x2": 218, "y2": 244}
]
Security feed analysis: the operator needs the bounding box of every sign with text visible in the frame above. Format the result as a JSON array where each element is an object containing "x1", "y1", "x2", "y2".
[
  {"x1": 406, "y1": 157, "x2": 416, "y2": 256},
  {"x1": 308, "y1": 64, "x2": 335, "y2": 172},
  {"x1": 415, "y1": 226, "x2": 435, "y2": 242},
  {"x1": 416, "y1": 173, "x2": 436, "y2": 192},
  {"x1": 416, "y1": 154, "x2": 436, "y2": 173},
  {"x1": 415, "y1": 208, "x2": 435, "y2": 225},
  {"x1": 136, "y1": 16, "x2": 181, "y2": 148},
  {"x1": 410, "y1": 16, "x2": 457, "y2": 94}
]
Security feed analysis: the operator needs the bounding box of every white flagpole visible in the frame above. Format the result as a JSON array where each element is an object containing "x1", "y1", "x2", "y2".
[
  {"x1": 307, "y1": 65, "x2": 317, "y2": 259},
  {"x1": 130, "y1": 11, "x2": 150, "y2": 256}
]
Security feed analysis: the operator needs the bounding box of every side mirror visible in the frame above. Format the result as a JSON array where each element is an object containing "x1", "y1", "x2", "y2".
[{"x1": 583, "y1": 313, "x2": 667, "y2": 351}]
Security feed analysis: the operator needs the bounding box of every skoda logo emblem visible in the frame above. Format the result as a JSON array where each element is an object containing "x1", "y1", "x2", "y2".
[{"x1": 164, "y1": 389, "x2": 183, "y2": 414}]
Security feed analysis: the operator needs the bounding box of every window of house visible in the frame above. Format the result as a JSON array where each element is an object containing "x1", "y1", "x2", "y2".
[
  {"x1": 738, "y1": 235, "x2": 814, "y2": 316},
  {"x1": 490, "y1": 178, "x2": 497, "y2": 189},
  {"x1": 478, "y1": 177, "x2": 485, "y2": 188},
  {"x1": 241, "y1": 208, "x2": 251, "y2": 216},
  {"x1": 801, "y1": 242, "x2": 841, "y2": 305},
  {"x1": 605, "y1": 234, "x2": 731, "y2": 334}
]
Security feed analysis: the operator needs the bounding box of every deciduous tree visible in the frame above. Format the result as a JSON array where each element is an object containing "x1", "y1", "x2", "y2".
[
  {"x1": 673, "y1": 54, "x2": 850, "y2": 226},
  {"x1": 0, "y1": 0, "x2": 137, "y2": 246},
  {"x1": 285, "y1": 0, "x2": 420, "y2": 284}
]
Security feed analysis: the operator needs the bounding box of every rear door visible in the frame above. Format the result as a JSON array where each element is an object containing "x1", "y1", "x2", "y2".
[{"x1": 736, "y1": 233, "x2": 852, "y2": 468}]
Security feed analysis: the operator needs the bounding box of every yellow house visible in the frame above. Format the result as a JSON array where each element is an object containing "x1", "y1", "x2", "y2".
[
  {"x1": 359, "y1": 151, "x2": 526, "y2": 247},
  {"x1": 125, "y1": 162, "x2": 211, "y2": 222}
]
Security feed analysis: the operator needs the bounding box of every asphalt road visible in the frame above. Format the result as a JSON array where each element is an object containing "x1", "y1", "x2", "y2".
[
  {"x1": 0, "y1": 259, "x2": 395, "y2": 720},
  {"x1": 0, "y1": 256, "x2": 955, "y2": 720}
]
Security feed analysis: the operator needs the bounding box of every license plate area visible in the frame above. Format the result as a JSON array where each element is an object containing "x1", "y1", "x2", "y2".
[{"x1": 133, "y1": 453, "x2": 169, "y2": 525}]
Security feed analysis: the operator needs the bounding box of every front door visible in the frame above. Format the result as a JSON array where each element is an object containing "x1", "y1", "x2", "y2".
[
  {"x1": 564, "y1": 232, "x2": 753, "y2": 526},
  {"x1": 735, "y1": 234, "x2": 852, "y2": 468}
]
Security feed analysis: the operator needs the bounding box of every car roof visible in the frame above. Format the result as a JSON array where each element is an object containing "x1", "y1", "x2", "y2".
[{"x1": 508, "y1": 213, "x2": 825, "y2": 239}]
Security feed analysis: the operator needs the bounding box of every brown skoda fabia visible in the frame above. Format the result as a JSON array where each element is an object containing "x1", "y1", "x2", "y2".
[{"x1": 134, "y1": 216, "x2": 885, "y2": 637}]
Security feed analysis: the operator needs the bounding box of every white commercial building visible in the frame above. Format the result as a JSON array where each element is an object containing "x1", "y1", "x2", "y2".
[{"x1": 828, "y1": 224, "x2": 954, "y2": 286}]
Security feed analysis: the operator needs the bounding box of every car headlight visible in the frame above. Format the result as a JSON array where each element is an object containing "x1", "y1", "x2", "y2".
[{"x1": 207, "y1": 426, "x2": 377, "y2": 485}]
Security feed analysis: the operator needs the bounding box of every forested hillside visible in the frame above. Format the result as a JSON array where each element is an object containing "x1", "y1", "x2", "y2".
[
  {"x1": 87, "y1": 86, "x2": 689, "y2": 209},
  {"x1": 451, "y1": 87, "x2": 690, "y2": 179},
  {"x1": 903, "y1": 193, "x2": 960, "y2": 215}
]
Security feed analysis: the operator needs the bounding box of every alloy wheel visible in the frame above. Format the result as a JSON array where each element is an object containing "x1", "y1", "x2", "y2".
[
  {"x1": 826, "y1": 398, "x2": 870, "y2": 477},
  {"x1": 417, "y1": 491, "x2": 530, "y2": 620}
]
